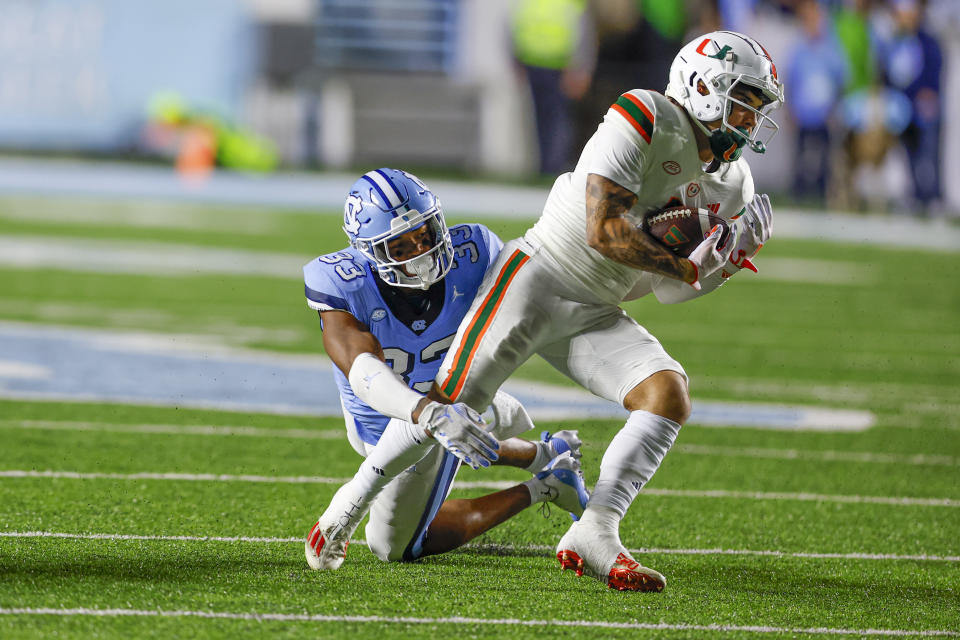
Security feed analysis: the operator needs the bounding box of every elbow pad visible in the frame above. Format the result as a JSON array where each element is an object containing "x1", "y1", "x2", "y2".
[{"x1": 347, "y1": 352, "x2": 423, "y2": 423}]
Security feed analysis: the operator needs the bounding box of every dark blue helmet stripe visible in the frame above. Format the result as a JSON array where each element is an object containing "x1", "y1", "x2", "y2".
[
  {"x1": 373, "y1": 168, "x2": 405, "y2": 206},
  {"x1": 361, "y1": 174, "x2": 393, "y2": 211}
]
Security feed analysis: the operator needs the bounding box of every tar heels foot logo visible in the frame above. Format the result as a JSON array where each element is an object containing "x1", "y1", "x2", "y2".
[{"x1": 343, "y1": 194, "x2": 363, "y2": 234}]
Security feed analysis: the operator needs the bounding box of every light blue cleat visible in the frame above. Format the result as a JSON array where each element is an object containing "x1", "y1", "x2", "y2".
[
  {"x1": 535, "y1": 453, "x2": 589, "y2": 520},
  {"x1": 540, "y1": 429, "x2": 583, "y2": 461}
]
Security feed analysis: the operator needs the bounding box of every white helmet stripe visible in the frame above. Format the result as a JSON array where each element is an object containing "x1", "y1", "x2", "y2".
[{"x1": 363, "y1": 169, "x2": 404, "y2": 209}]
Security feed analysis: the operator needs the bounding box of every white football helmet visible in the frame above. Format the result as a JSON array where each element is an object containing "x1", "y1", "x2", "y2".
[{"x1": 665, "y1": 31, "x2": 784, "y2": 158}]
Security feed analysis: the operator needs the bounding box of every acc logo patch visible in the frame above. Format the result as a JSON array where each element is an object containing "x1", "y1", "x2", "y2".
[
  {"x1": 370, "y1": 309, "x2": 387, "y2": 322},
  {"x1": 412, "y1": 319, "x2": 427, "y2": 331},
  {"x1": 662, "y1": 161, "x2": 681, "y2": 175},
  {"x1": 343, "y1": 194, "x2": 363, "y2": 235},
  {"x1": 686, "y1": 183, "x2": 701, "y2": 198}
]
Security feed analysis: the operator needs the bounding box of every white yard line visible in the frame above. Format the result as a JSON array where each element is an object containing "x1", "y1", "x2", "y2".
[
  {"x1": 2, "y1": 531, "x2": 957, "y2": 563},
  {"x1": 639, "y1": 488, "x2": 959, "y2": 508},
  {"x1": 676, "y1": 444, "x2": 958, "y2": 467},
  {"x1": 0, "y1": 607, "x2": 956, "y2": 636},
  {"x1": 1, "y1": 469, "x2": 957, "y2": 507},
  {"x1": 0, "y1": 470, "x2": 348, "y2": 484},
  {"x1": 11, "y1": 421, "x2": 945, "y2": 464},
  {"x1": 0, "y1": 235, "x2": 874, "y2": 285},
  {"x1": 0, "y1": 420, "x2": 343, "y2": 440},
  {"x1": 0, "y1": 236, "x2": 309, "y2": 279}
]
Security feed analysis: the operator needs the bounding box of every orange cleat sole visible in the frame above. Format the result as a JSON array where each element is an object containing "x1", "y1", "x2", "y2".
[
  {"x1": 557, "y1": 549, "x2": 584, "y2": 576},
  {"x1": 557, "y1": 549, "x2": 665, "y2": 592},
  {"x1": 608, "y1": 566, "x2": 665, "y2": 592}
]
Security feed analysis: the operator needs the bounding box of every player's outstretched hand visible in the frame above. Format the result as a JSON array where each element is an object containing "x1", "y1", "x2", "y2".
[
  {"x1": 687, "y1": 224, "x2": 735, "y2": 290},
  {"x1": 728, "y1": 193, "x2": 773, "y2": 272},
  {"x1": 419, "y1": 401, "x2": 500, "y2": 469}
]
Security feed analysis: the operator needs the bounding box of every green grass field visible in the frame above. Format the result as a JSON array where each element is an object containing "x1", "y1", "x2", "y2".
[{"x1": 0, "y1": 192, "x2": 958, "y2": 638}]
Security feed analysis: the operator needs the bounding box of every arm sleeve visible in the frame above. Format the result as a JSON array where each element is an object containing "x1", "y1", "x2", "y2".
[{"x1": 348, "y1": 352, "x2": 423, "y2": 423}]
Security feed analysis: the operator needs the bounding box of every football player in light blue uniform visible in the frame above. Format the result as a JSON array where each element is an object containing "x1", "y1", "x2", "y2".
[{"x1": 303, "y1": 168, "x2": 589, "y2": 570}]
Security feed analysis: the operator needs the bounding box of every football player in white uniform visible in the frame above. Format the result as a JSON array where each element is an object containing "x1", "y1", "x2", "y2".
[
  {"x1": 302, "y1": 168, "x2": 589, "y2": 571},
  {"x1": 429, "y1": 31, "x2": 783, "y2": 591}
]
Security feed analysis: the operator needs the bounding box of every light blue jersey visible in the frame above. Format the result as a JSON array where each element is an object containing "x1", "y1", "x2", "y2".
[{"x1": 303, "y1": 223, "x2": 503, "y2": 446}]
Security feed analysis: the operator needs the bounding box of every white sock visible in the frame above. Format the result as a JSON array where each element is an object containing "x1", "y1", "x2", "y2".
[
  {"x1": 588, "y1": 410, "x2": 682, "y2": 518},
  {"x1": 522, "y1": 476, "x2": 554, "y2": 504},
  {"x1": 578, "y1": 504, "x2": 621, "y2": 532},
  {"x1": 523, "y1": 439, "x2": 554, "y2": 473},
  {"x1": 324, "y1": 418, "x2": 433, "y2": 527}
]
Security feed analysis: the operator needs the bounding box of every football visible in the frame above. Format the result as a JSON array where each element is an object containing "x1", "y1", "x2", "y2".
[{"x1": 642, "y1": 206, "x2": 730, "y2": 257}]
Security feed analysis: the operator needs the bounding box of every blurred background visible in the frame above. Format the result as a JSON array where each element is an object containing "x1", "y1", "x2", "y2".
[{"x1": 1, "y1": 0, "x2": 959, "y2": 217}]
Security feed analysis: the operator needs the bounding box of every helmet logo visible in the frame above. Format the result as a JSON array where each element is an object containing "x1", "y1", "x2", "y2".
[
  {"x1": 343, "y1": 194, "x2": 363, "y2": 235},
  {"x1": 695, "y1": 38, "x2": 735, "y2": 62},
  {"x1": 709, "y1": 45, "x2": 733, "y2": 60}
]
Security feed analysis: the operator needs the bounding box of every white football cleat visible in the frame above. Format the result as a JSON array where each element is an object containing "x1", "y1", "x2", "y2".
[
  {"x1": 556, "y1": 520, "x2": 666, "y2": 592},
  {"x1": 535, "y1": 453, "x2": 589, "y2": 519},
  {"x1": 305, "y1": 487, "x2": 366, "y2": 570},
  {"x1": 305, "y1": 519, "x2": 352, "y2": 571}
]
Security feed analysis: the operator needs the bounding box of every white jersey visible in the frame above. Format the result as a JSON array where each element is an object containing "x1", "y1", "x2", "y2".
[{"x1": 526, "y1": 89, "x2": 753, "y2": 304}]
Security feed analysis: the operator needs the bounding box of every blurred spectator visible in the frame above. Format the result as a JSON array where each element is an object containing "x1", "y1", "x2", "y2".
[
  {"x1": 835, "y1": 85, "x2": 912, "y2": 210},
  {"x1": 143, "y1": 92, "x2": 278, "y2": 178},
  {"x1": 717, "y1": 0, "x2": 758, "y2": 32},
  {"x1": 833, "y1": 0, "x2": 876, "y2": 93},
  {"x1": 785, "y1": 0, "x2": 849, "y2": 203},
  {"x1": 829, "y1": 0, "x2": 907, "y2": 211},
  {"x1": 874, "y1": 0, "x2": 944, "y2": 214},
  {"x1": 510, "y1": 0, "x2": 596, "y2": 175},
  {"x1": 573, "y1": 0, "x2": 697, "y2": 155}
]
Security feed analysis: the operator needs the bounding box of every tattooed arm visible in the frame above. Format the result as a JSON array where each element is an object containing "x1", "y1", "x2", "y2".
[{"x1": 584, "y1": 173, "x2": 697, "y2": 284}]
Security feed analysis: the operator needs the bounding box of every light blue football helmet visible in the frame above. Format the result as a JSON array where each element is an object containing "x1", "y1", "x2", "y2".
[{"x1": 342, "y1": 168, "x2": 454, "y2": 289}]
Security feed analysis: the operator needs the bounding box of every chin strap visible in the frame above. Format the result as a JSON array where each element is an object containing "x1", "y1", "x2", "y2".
[
  {"x1": 694, "y1": 118, "x2": 751, "y2": 163},
  {"x1": 708, "y1": 125, "x2": 750, "y2": 162}
]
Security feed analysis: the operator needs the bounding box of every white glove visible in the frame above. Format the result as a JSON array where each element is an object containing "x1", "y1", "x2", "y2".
[
  {"x1": 418, "y1": 401, "x2": 500, "y2": 470},
  {"x1": 687, "y1": 223, "x2": 737, "y2": 290},
  {"x1": 725, "y1": 193, "x2": 773, "y2": 275}
]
